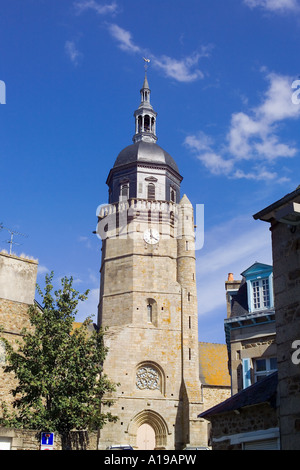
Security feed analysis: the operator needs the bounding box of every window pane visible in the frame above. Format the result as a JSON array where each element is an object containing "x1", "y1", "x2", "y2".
[
  {"x1": 252, "y1": 278, "x2": 271, "y2": 310},
  {"x1": 256, "y1": 359, "x2": 266, "y2": 372},
  {"x1": 120, "y1": 184, "x2": 129, "y2": 200},
  {"x1": 262, "y1": 279, "x2": 270, "y2": 308},
  {"x1": 252, "y1": 280, "x2": 261, "y2": 309},
  {"x1": 270, "y1": 357, "x2": 277, "y2": 370},
  {"x1": 147, "y1": 184, "x2": 155, "y2": 200},
  {"x1": 147, "y1": 304, "x2": 152, "y2": 323}
]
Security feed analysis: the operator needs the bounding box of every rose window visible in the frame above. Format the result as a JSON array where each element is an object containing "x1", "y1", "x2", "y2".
[{"x1": 136, "y1": 366, "x2": 160, "y2": 391}]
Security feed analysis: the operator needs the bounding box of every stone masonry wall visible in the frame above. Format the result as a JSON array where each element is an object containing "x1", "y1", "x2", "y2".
[
  {"x1": 0, "y1": 253, "x2": 38, "y2": 416},
  {"x1": 0, "y1": 298, "x2": 35, "y2": 411},
  {"x1": 271, "y1": 219, "x2": 300, "y2": 449},
  {"x1": 0, "y1": 427, "x2": 98, "y2": 450},
  {"x1": 208, "y1": 403, "x2": 278, "y2": 450}
]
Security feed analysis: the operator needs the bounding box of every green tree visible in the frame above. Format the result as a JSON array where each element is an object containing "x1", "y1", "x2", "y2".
[{"x1": 0, "y1": 272, "x2": 117, "y2": 448}]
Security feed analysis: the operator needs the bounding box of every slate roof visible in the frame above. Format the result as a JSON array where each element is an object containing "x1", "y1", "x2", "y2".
[
  {"x1": 113, "y1": 141, "x2": 180, "y2": 175},
  {"x1": 199, "y1": 371, "x2": 278, "y2": 419},
  {"x1": 230, "y1": 278, "x2": 248, "y2": 317},
  {"x1": 253, "y1": 185, "x2": 300, "y2": 222}
]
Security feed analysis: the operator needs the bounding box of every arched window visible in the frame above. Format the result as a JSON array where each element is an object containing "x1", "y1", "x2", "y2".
[
  {"x1": 138, "y1": 116, "x2": 143, "y2": 133},
  {"x1": 144, "y1": 115, "x2": 150, "y2": 132},
  {"x1": 151, "y1": 117, "x2": 155, "y2": 133},
  {"x1": 120, "y1": 183, "x2": 129, "y2": 201},
  {"x1": 147, "y1": 183, "x2": 155, "y2": 200},
  {"x1": 170, "y1": 188, "x2": 176, "y2": 203},
  {"x1": 147, "y1": 304, "x2": 152, "y2": 323},
  {"x1": 146, "y1": 298, "x2": 157, "y2": 326}
]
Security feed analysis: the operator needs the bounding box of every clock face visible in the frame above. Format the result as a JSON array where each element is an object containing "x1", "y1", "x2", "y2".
[{"x1": 144, "y1": 228, "x2": 160, "y2": 244}]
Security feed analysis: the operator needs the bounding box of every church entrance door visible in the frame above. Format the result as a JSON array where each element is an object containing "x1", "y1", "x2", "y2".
[{"x1": 136, "y1": 423, "x2": 156, "y2": 450}]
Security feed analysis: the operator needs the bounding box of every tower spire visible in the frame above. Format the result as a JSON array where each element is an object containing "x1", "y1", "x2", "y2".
[{"x1": 133, "y1": 59, "x2": 157, "y2": 144}]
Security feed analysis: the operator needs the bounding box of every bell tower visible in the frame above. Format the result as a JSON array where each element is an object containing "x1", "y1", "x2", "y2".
[{"x1": 97, "y1": 71, "x2": 204, "y2": 450}]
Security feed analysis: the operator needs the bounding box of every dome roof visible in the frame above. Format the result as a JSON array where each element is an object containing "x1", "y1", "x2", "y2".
[{"x1": 113, "y1": 141, "x2": 180, "y2": 174}]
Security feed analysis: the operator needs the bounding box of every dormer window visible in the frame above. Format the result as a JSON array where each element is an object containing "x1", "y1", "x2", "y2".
[
  {"x1": 241, "y1": 262, "x2": 274, "y2": 313},
  {"x1": 252, "y1": 278, "x2": 270, "y2": 310}
]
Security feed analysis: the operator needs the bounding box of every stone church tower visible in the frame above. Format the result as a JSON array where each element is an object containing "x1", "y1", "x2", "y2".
[{"x1": 96, "y1": 72, "x2": 204, "y2": 450}]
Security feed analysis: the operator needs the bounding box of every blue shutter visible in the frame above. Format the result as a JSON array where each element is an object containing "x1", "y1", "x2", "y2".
[{"x1": 242, "y1": 358, "x2": 252, "y2": 389}]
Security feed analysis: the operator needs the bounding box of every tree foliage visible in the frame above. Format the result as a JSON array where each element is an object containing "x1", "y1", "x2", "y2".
[{"x1": 0, "y1": 272, "x2": 117, "y2": 438}]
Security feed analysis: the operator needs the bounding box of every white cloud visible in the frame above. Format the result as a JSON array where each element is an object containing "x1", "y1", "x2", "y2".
[
  {"x1": 185, "y1": 132, "x2": 234, "y2": 175},
  {"x1": 244, "y1": 0, "x2": 300, "y2": 13},
  {"x1": 108, "y1": 23, "x2": 141, "y2": 54},
  {"x1": 65, "y1": 40, "x2": 82, "y2": 66},
  {"x1": 196, "y1": 215, "x2": 272, "y2": 318},
  {"x1": 151, "y1": 51, "x2": 207, "y2": 83},
  {"x1": 74, "y1": 0, "x2": 118, "y2": 15},
  {"x1": 37, "y1": 265, "x2": 49, "y2": 276},
  {"x1": 258, "y1": 71, "x2": 300, "y2": 122},
  {"x1": 233, "y1": 166, "x2": 290, "y2": 182},
  {"x1": 185, "y1": 70, "x2": 300, "y2": 182},
  {"x1": 227, "y1": 71, "x2": 299, "y2": 162},
  {"x1": 107, "y1": 23, "x2": 208, "y2": 83}
]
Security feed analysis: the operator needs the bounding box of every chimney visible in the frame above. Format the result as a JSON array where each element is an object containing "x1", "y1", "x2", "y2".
[{"x1": 225, "y1": 273, "x2": 242, "y2": 318}]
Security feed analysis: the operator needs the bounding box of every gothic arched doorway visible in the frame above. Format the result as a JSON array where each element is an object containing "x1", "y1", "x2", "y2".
[
  {"x1": 136, "y1": 423, "x2": 156, "y2": 450},
  {"x1": 128, "y1": 410, "x2": 168, "y2": 450}
]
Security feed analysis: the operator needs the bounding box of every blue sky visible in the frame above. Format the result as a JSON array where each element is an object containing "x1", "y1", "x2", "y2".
[{"x1": 1, "y1": 0, "x2": 300, "y2": 343}]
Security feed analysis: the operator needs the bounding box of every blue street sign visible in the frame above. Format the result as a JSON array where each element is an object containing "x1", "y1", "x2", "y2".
[{"x1": 41, "y1": 432, "x2": 54, "y2": 446}]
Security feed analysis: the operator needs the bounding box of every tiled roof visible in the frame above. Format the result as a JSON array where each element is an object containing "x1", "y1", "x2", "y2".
[
  {"x1": 72, "y1": 321, "x2": 98, "y2": 334},
  {"x1": 199, "y1": 342, "x2": 231, "y2": 387}
]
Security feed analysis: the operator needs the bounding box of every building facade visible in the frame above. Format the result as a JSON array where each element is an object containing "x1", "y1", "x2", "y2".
[
  {"x1": 199, "y1": 263, "x2": 279, "y2": 450},
  {"x1": 0, "y1": 252, "x2": 38, "y2": 408},
  {"x1": 254, "y1": 186, "x2": 300, "y2": 450},
  {"x1": 96, "y1": 73, "x2": 205, "y2": 450},
  {"x1": 224, "y1": 263, "x2": 277, "y2": 395}
]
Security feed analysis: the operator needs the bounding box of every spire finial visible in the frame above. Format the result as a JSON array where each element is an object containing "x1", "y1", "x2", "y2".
[
  {"x1": 143, "y1": 57, "x2": 150, "y2": 73},
  {"x1": 133, "y1": 60, "x2": 157, "y2": 144}
]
